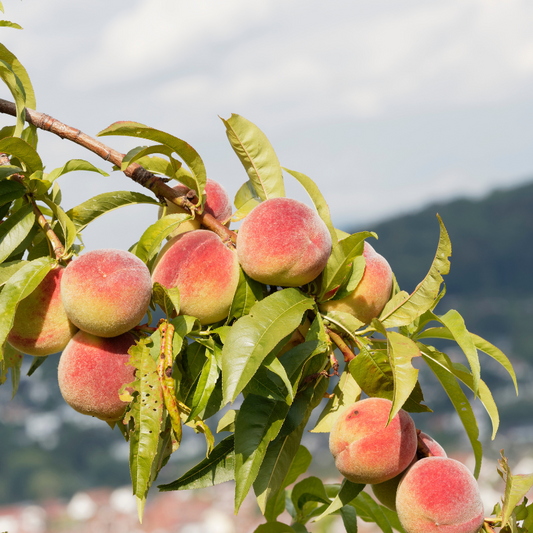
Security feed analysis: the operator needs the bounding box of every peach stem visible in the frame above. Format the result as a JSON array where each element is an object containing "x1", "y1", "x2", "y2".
[
  {"x1": 416, "y1": 428, "x2": 434, "y2": 458},
  {"x1": 0, "y1": 98, "x2": 237, "y2": 246}
]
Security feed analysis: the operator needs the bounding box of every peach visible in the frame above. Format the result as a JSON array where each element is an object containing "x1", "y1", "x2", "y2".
[
  {"x1": 396, "y1": 457, "x2": 484, "y2": 533},
  {"x1": 58, "y1": 330, "x2": 136, "y2": 421},
  {"x1": 151, "y1": 230, "x2": 240, "y2": 325},
  {"x1": 61, "y1": 249, "x2": 152, "y2": 338},
  {"x1": 372, "y1": 432, "x2": 447, "y2": 511},
  {"x1": 237, "y1": 197, "x2": 332, "y2": 287},
  {"x1": 159, "y1": 179, "x2": 232, "y2": 238},
  {"x1": 319, "y1": 242, "x2": 392, "y2": 324},
  {"x1": 329, "y1": 397, "x2": 417, "y2": 484},
  {"x1": 8, "y1": 266, "x2": 78, "y2": 356}
]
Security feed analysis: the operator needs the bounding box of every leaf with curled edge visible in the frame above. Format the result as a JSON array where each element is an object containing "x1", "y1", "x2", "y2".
[{"x1": 121, "y1": 336, "x2": 165, "y2": 523}]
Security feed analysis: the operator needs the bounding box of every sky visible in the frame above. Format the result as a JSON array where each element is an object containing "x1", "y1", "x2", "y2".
[{"x1": 2, "y1": 0, "x2": 533, "y2": 250}]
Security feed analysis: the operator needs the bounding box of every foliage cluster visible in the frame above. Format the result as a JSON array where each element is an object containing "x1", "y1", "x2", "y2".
[{"x1": 0, "y1": 5, "x2": 532, "y2": 532}]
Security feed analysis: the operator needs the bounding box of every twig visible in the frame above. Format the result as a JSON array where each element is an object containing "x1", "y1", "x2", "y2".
[
  {"x1": 326, "y1": 327, "x2": 356, "y2": 363},
  {"x1": 0, "y1": 98, "x2": 237, "y2": 246}
]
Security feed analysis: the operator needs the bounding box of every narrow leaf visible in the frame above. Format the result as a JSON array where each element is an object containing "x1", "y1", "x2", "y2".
[
  {"x1": 314, "y1": 479, "x2": 364, "y2": 522},
  {"x1": 381, "y1": 215, "x2": 451, "y2": 328},
  {"x1": 0, "y1": 137, "x2": 42, "y2": 173},
  {"x1": 42, "y1": 198, "x2": 77, "y2": 253},
  {"x1": 67, "y1": 191, "x2": 159, "y2": 231},
  {"x1": 46, "y1": 159, "x2": 108, "y2": 182},
  {"x1": 420, "y1": 346, "x2": 483, "y2": 477},
  {"x1": 0, "y1": 43, "x2": 36, "y2": 109},
  {"x1": 227, "y1": 267, "x2": 264, "y2": 322},
  {"x1": 222, "y1": 114, "x2": 284, "y2": 201},
  {"x1": 158, "y1": 435, "x2": 235, "y2": 491}
]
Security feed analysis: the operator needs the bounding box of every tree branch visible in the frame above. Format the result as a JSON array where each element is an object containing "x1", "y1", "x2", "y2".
[
  {"x1": 326, "y1": 327, "x2": 356, "y2": 363},
  {"x1": 0, "y1": 98, "x2": 237, "y2": 246}
]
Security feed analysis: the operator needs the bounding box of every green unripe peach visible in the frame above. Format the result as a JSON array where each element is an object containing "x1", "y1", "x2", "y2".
[
  {"x1": 151, "y1": 230, "x2": 240, "y2": 325},
  {"x1": 372, "y1": 432, "x2": 447, "y2": 511},
  {"x1": 320, "y1": 242, "x2": 392, "y2": 324},
  {"x1": 329, "y1": 397, "x2": 417, "y2": 484},
  {"x1": 237, "y1": 197, "x2": 332, "y2": 287},
  {"x1": 58, "y1": 330, "x2": 136, "y2": 422},
  {"x1": 396, "y1": 457, "x2": 484, "y2": 533},
  {"x1": 8, "y1": 266, "x2": 78, "y2": 356},
  {"x1": 61, "y1": 249, "x2": 152, "y2": 338}
]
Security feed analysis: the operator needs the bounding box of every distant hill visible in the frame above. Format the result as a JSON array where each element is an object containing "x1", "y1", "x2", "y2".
[{"x1": 354, "y1": 180, "x2": 533, "y2": 298}]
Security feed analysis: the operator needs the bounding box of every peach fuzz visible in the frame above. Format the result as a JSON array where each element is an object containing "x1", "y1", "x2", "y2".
[
  {"x1": 58, "y1": 330, "x2": 136, "y2": 421},
  {"x1": 159, "y1": 179, "x2": 232, "y2": 238},
  {"x1": 329, "y1": 397, "x2": 417, "y2": 485},
  {"x1": 61, "y1": 249, "x2": 152, "y2": 338},
  {"x1": 320, "y1": 241, "x2": 393, "y2": 324},
  {"x1": 372, "y1": 431, "x2": 447, "y2": 512},
  {"x1": 237, "y1": 197, "x2": 332, "y2": 287},
  {"x1": 396, "y1": 457, "x2": 484, "y2": 533},
  {"x1": 8, "y1": 266, "x2": 78, "y2": 356},
  {"x1": 151, "y1": 230, "x2": 240, "y2": 325}
]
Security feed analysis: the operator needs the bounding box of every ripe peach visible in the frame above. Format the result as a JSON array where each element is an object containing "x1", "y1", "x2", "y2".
[
  {"x1": 372, "y1": 432, "x2": 447, "y2": 511},
  {"x1": 329, "y1": 397, "x2": 417, "y2": 484},
  {"x1": 151, "y1": 230, "x2": 240, "y2": 325},
  {"x1": 159, "y1": 179, "x2": 232, "y2": 238},
  {"x1": 319, "y1": 242, "x2": 392, "y2": 324},
  {"x1": 61, "y1": 249, "x2": 152, "y2": 338},
  {"x1": 58, "y1": 330, "x2": 136, "y2": 421},
  {"x1": 396, "y1": 457, "x2": 484, "y2": 533},
  {"x1": 8, "y1": 266, "x2": 78, "y2": 356},
  {"x1": 237, "y1": 197, "x2": 332, "y2": 287}
]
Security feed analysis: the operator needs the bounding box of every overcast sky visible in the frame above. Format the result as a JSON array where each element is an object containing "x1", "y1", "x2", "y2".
[{"x1": 2, "y1": 0, "x2": 533, "y2": 250}]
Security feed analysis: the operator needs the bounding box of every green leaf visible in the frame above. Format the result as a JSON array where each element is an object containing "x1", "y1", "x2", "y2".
[
  {"x1": 381, "y1": 215, "x2": 451, "y2": 328},
  {"x1": 314, "y1": 479, "x2": 364, "y2": 522},
  {"x1": 217, "y1": 409, "x2": 237, "y2": 433},
  {"x1": 0, "y1": 21, "x2": 21, "y2": 29},
  {"x1": 322, "y1": 309, "x2": 365, "y2": 336},
  {"x1": 0, "y1": 43, "x2": 36, "y2": 110},
  {"x1": 158, "y1": 435, "x2": 235, "y2": 491},
  {"x1": 98, "y1": 121, "x2": 206, "y2": 197},
  {"x1": 451, "y1": 363, "x2": 499, "y2": 440},
  {"x1": 0, "y1": 343, "x2": 23, "y2": 398},
  {"x1": 319, "y1": 231, "x2": 374, "y2": 300},
  {"x1": 0, "y1": 59, "x2": 26, "y2": 137},
  {"x1": 0, "y1": 204, "x2": 35, "y2": 263},
  {"x1": 135, "y1": 213, "x2": 191, "y2": 263},
  {"x1": 291, "y1": 476, "x2": 330, "y2": 523},
  {"x1": 0, "y1": 137, "x2": 42, "y2": 173},
  {"x1": 416, "y1": 326, "x2": 517, "y2": 395},
  {"x1": 234, "y1": 180, "x2": 261, "y2": 209},
  {"x1": 420, "y1": 345, "x2": 483, "y2": 478},
  {"x1": 436, "y1": 309, "x2": 480, "y2": 396},
  {"x1": 227, "y1": 267, "x2": 264, "y2": 322},
  {"x1": 222, "y1": 114, "x2": 285, "y2": 201},
  {"x1": 372, "y1": 321, "x2": 421, "y2": 423},
  {"x1": 0, "y1": 257, "x2": 52, "y2": 360},
  {"x1": 42, "y1": 198, "x2": 77, "y2": 253},
  {"x1": 283, "y1": 168, "x2": 336, "y2": 244},
  {"x1": 222, "y1": 288, "x2": 315, "y2": 404},
  {"x1": 0, "y1": 165, "x2": 23, "y2": 180},
  {"x1": 234, "y1": 395, "x2": 291, "y2": 512},
  {"x1": 152, "y1": 282, "x2": 180, "y2": 317},
  {"x1": 67, "y1": 191, "x2": 159, "y2": 231},
  {"x1": 0, "y1": 180, "x2": 25, "y2": 205},
  {"x1": 350, "y1": 492, "x2": 393, "y2": 533},
  {"x1": 0, "y1": 260, "x2": 26, "y2": 286},
  {"x1": 340, "y1": 505, "x2": 358, "y2": 533},
  {"x1": 498, "y1": 451, "x2": 533, "y2": 529},
  {"x1": 123, "y1": 337, "x2": 165, "y2": 522},
  {"x1": 186, "y1": 349, "x2": 220, "y2": 421},
  {"x1": 349, "y1": 345, "x2": 430, "y2": 413},
  {"x1": 121, "y1": 144, "x2": 180, "y2": 173},
  {"x1": 46, "y1": 159, "x2": 109, "y2": 182},
  {"x1": 331, "y1": 255, "x2": 366, "y2": 301},
  {"x1": 255, "y1": 433, "x2": 312, "y2": 517},
  {"x1": 311, "y1": 370, "x2": 362, "y2": 433}
]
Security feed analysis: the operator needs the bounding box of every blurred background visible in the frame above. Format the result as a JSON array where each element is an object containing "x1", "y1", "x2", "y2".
[{"x1": 1, "y1": 0, "x2": 533, "y2": 531}]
